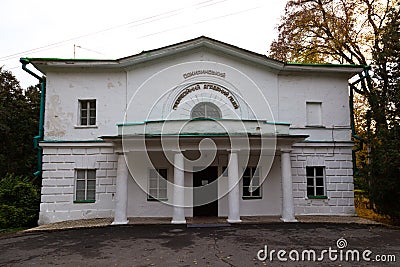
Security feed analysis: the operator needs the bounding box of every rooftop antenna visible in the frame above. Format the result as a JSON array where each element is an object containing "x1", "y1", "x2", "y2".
[
  {"x1": 74, "y1": 44, "x2": 104, "y2": 59},
  {"x1": 73, "y1": 44, "x2": 81, "y2": 59}
]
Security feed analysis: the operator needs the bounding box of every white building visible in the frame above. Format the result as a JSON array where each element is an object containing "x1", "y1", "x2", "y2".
[{"x1": 21, "y1": 37, "x2": 362, "y2": 225}]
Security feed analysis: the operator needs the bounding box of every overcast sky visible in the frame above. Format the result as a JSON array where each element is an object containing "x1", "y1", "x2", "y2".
[{"x1": 0, "y1": 0, "x2": 286, "y2": 88}]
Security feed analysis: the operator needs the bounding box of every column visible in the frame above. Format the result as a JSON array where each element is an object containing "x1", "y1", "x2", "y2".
[
  {"x1": 227, "y1": 150, "x2": 242, "y2": 223},
  {"x1": 112, "y1": 153, "x2": 129, "y2": 225},
  {"x1": 171, "y1": 152, "x2": 186, "y2": 224},
  {"x1": 280, "y1": 149, "x2": 297, "y2": 222}
]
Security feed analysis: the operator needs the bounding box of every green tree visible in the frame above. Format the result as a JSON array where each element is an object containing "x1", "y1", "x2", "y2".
[
  {"x1": 270, "y1": 0, "x2": 400, "y2": 220},
  {"x1": 365, "y1": 4, "x2": 400, "y2": 220},
  {"x1": 0, "y1": 67, "x2": 40, "y2": 179},
  {"x1": 0, "y1": 174, "x2": 40, "y2": 228}
]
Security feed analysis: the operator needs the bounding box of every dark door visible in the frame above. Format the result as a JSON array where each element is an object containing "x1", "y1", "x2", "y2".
[{"x1": 193, "y1": 166, "x2": 218, "y2": 217}]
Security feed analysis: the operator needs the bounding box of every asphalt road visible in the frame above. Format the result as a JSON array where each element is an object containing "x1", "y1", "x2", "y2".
[{"x1": 0, "y1": 223, "x2": 399, "y2": 266}]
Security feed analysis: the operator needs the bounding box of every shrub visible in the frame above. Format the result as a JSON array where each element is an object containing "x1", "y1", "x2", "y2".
[{"x1": 0, "y1": 174, "x2": 40, "y2": 229}]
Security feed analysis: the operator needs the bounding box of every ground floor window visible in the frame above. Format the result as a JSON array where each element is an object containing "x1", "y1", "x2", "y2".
[
  {"x1": 242, "y1": 167, "x2": 262, "y2": 199},
  {"x1": 148, "y1": 168, "x2": 168, "y2": 201},
  {"x1": 75, "y1": 169, "x2": 96, "y2": 202},
  {"x1": 306, "y1": 166, "x2": 326, "y2": 198}
]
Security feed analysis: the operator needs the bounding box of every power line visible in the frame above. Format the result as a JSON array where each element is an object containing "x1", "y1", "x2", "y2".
[{"x1": 0, "y1": 0, "x2": 228, "y2": 62}]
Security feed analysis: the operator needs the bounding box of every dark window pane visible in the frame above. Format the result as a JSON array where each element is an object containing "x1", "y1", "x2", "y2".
[
  {"x1": 307, "y1": 187, "x2": 314, "y2": 196},
  {"x1": 76, "y1": 180, "x2": 85, "y2": 190},
  {"x1": 87, "y1": 170, "x2": 96, "y2": 180},
  {"x1": 306, "y1": 167, "x2": 314, "y2": 177},
  {"x1": 149, "y1": 179, "x2": 157, "y2": 188},
  {"x1": 159, "y1": 189, "x2": 167, "y2": 199},
  {"x1": 77, "y1": 170, "x2": 85, "y2": 180},
  {"x1": 243, "y1": 187, "x2": 250, "y2": 196},
  {"x1": 90, "y1": 101, "x2": 96, "y2": 108},
  {"x1": 316, "y1": 167, "x2": 324, "y2": 176},
  {"x1": 76, "y1": 190, "x2": 85, "y2": 200},
  {"x1": 87, "y1": 180, "x2": 96, "y2": 190},
  {"x1": 149, "y1": 188, "x2": 157, "y2": 196},
  {"x1": 252, "y1": 187, "x2": 260, "y2": 197},
  {"x1": 158, "y1": 169, "x2": 167, "y2": 179},
  {"x1": 307, "y1": 178, "x2": 314, "y2": 186},
  {"x1": 251, "y1": 176, "x2": 259, "y2": 187},
  {"x1": 243, "y1": 176, "x2": 250, "y2": 187},
  {"x1": 244, "y1": 168, "x2": 250, "y2": 176},
  {"x1": 90, "y1": 109, "x2": 96, "y2": 117},
  {"x1": 81, "y1": 110, "x2": 87, "y2": 118},
  {"x1": 81, "y1": 118, "x2": 87, "y2": 125},
  {"x1": 316, "y1": 177, "x2": 324, "y2": 186},
  {"x1": 316, "y1": 187, "x2": 324, "y2": 196},
  {"x1": 89, "y1": 118, "x2": 96, "y2": 125},
  {"x1": 87, "y1": 190, "x2": 95, "y2": 200}
]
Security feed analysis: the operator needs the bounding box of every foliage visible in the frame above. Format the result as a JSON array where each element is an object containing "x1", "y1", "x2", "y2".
[
  {"x1": 0, "y1": 67, "x2": 40, "y2": 180},
  {"x1": 0, "y1": 174, "x2": 40, "y2": 229},
  {"x1": 269, "y1": 0, "x2": 400, "y2": 220},
  {"x1": 364, "y1": 4, "x2": 400, "y2": 220}
]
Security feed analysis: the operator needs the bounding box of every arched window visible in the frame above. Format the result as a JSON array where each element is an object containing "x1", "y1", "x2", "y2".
[{"x1": 191, "y1": 102, "x2": 222, "y2": 119}]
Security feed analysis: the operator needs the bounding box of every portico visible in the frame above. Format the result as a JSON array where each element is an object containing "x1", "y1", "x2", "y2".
[{"x1": 104, "y1": 119, "x2": 307, "y2": 225}]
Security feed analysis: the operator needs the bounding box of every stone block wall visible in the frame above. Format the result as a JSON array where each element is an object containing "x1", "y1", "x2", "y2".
[
  {"x1": 39, "y1": 144, "x2": 117, "y2": 225},
  {"x1": 291, "y1": 144, "x2": 356, "y2": 215}
]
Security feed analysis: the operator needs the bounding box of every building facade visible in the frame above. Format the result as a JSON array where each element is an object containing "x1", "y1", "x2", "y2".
[{"x1": 22, "y1": 37, "x2": 362, "y2": 225}]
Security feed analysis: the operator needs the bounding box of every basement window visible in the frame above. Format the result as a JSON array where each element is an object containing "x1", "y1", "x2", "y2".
[
  {"x1": 75, "y1": 169, "x2": 96, "y2": 203},
  {"x1": 306, "y1": 166, "x2": 327, "y2": 199}
]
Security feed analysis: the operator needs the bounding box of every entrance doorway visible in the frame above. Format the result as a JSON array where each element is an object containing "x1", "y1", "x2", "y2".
[{"x1": 193, "y1": 166, "x2": 218, "y2": 217}]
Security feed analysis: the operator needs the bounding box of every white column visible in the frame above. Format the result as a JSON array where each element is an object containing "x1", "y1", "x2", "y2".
[
  {"x1": 227, "y1": 150, "x2": 241, "y2": 223},
  {"x1": 171, "y1": 152, "x2": 186, "y2": 224},
  {"x1": 280, "y1": 149, "x2": 297, "y2": 222},
  {"x1": 112, "y1": 153, "x2": 129, "y2": 225}
]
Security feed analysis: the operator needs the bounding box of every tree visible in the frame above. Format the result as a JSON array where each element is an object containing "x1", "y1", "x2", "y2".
[
  {"x1": 0, "y1": 67, "x2": 40, "y2": 179},
  {"x1": 365, "y1": 4, "x2": 400, "y2": 220},
  {"x1": 269, "y1": 0, "x2": 400, "y2": 220}
]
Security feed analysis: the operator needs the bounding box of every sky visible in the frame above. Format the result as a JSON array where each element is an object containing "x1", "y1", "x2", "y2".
[{"x1": 0, "y1": 0, "x2": 287, "y2": 88}]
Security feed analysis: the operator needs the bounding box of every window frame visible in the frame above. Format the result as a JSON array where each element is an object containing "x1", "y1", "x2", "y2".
[
  {"x1": 242, "y1": 167, "x2": 262, "y2": 200},
  {"x1": 306, "y1": 166, "x2": 327, "y2": 199},
  {"x1": 191, "y1": 102, "x2": 222, "y2": 119},
  {"x1": 147, "y1": 168, "x2": 168, "y2": 201},
  {"x1": 74, "y1": 169, "x2": 96, "y2": 203},
  {"x1": 78, "y1": 99, "x2": 97, "y2": 127},
  {"x1": 306, "y1": 101, "x2": 323, "y2": 127}
]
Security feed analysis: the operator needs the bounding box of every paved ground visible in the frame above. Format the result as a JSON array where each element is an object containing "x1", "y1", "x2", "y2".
[{"x1": 1, "y1": 223, "x2": 398, "y2": 266}]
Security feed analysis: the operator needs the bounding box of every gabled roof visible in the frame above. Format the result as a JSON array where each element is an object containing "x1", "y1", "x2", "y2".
[{"x1": 22, "y1": 36, "x2": 365, "y2": 76}]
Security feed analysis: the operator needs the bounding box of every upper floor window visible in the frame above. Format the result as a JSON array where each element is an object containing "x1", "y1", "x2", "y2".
[
  {"x1": 306, "y1": 102, "x2": 322, "y2": 126},
  {"x1": 191, "y1": 102, "x2": 222, "y2": 119},
  {"x1": 79, "y1": 99, "x2": 96, "y2": 126}
]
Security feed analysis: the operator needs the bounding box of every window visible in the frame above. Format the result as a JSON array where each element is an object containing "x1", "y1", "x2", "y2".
[
  {"x1": 79, "y1": 100, "x2": 96, "y2": 126},
  {"x1": 191, "y1": 102, "x2": 222, "y2": 119},
  {"x1": 306, "y1": 102, "x2": 322, "y2": 126},
  {"x1": 148, "y1": 169, "x2": 168, "y2": 201},
  {"x1": 306, "y1": 166, "x2": 326, "y2": 198},
  {"x1": 75, "y1": 169, "x2": 96, "y2": 202},
  {"x1": 242, "y1": 167, "x2": 261, "y2": 199}
]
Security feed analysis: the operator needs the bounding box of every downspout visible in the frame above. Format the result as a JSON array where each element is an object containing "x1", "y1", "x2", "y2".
[
  {"x1": 20, "y1": 58, "x2": 46, "y2": 177},
  {"x1": 349, "y1": 66, "x2": 370, "y2": 176}
]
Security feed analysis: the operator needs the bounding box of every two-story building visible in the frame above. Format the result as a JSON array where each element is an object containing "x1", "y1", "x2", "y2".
[{"x1": 21, "y1": 36, "x2": 362, "y2": 225}]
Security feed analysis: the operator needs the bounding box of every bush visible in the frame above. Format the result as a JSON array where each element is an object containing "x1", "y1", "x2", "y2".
[{"x1": 0, "y1": 174, "x2": 40, "y2": 229}]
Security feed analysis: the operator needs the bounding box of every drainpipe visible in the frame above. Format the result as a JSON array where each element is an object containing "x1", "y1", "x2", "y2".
[
  {"x1": 349, "y1": 66, "x2": 370, "y2": 176},
  {"x1": 20, "y1": 58, "x2": 46, "y2": 177}
]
